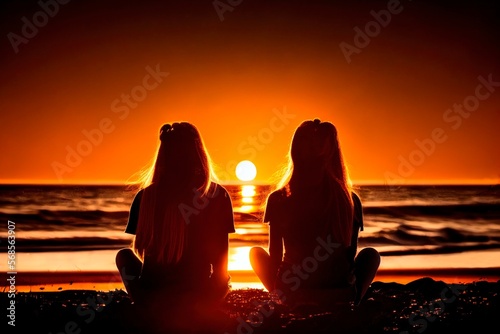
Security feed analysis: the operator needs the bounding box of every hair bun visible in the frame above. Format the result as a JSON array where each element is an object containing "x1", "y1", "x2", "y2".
[{"x1": 160, "y1": 124, "x2": 172, "y2": 141}]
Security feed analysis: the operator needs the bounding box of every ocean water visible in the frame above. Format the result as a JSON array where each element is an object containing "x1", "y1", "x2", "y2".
[{"x1": 0, "y1": 183, "x2": 499, "y2": 273}]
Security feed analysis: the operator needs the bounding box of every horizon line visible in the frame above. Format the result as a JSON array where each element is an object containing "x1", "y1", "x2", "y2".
[{"x1": 0, "y1": 179, "x2": 498, "y2": 187}]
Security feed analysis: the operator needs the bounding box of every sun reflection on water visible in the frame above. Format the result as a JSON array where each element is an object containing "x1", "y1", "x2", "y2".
[
  {"x1": 228, "y1": 246, "x2": 253, "y2": 271},
  {"x1": 238, "y1": 185, "x2": 257, "y2": 212}
]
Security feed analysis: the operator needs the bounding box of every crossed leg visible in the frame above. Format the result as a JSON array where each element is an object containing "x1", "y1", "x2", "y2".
[
  {"x1": 250, "y1": 246, "x2": 380, "y2": 306},
  {"x1": 353, "y1": 247, "x2": 381, "y2": 305},
  {"x1": 249, "y1": 247, "x2": 278, "y2": 292},
  {"x1": 115, "y1": 248, "x2": 143, "y2": 301}
]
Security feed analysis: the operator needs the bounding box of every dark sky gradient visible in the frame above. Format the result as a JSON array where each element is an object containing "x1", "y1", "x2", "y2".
[{"x1": 1, "y1": 0, "x2": 499, "y2": 185}]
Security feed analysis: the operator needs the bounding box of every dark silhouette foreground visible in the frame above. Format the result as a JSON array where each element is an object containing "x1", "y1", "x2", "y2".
[
  {"x1": 250, "y1": 119, "x2": 380, "y2": 308},
  {"x1": 7, "y1": 277, "x2": 499, "y2": 334},
  {"x1": 115, "y1": 122, "x2": 235, "y2": 331}
]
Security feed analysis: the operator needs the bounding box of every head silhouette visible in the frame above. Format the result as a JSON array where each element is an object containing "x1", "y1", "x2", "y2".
[
  {"x1": 151, "y1": 122, "x2": 212, "y2": 194},
  {"x1": 289, "y1": 119, "x2": 348, "y2": 187},
  {"x1": 134, "y1": 122, "x2": 216, "y2": 264},
  {"x1": 278, "y1": 118, "x2": 354, "y2": 246}
]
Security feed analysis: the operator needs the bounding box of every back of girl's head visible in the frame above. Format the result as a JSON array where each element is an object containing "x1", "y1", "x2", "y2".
[
  {"x1": 133, "y1": 121, "x2": 215, "y2": 264},
  {"x1": 291, "y1": 119, "x2": 338, "y2": 167},
  {"x1": 284, "y1": 119, "x2": 350, "y2": 190},
  {"x1": 138, "y1": 122, "x2": 215, "y2": 195},
  {"x1": 277, "y1": 119, "x2": 355, "y2": 246}
]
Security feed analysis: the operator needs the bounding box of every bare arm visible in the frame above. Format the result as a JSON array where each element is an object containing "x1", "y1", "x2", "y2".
[
  {"x1": 212, "y1": 234, "x2": 230, "y2": 281},
  {"x1": 268, "y1": 222, "x2": 283, "y2": 272},
  {"x1": 211, "y1": 186, "x2": 234, "y2": 283},
  {"x1": 266, "y1": 193, "x2": 283, "y2": 272}
]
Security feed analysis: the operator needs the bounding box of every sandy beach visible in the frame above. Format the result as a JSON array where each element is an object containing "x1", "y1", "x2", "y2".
[{"x1": 3, "y1": 268, "x2": 500, "y2": 333}]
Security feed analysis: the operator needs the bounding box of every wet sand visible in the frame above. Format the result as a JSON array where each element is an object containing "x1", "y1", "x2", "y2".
[{"x1": 4, "y1": 267, "x2": 500, "y2": 291}]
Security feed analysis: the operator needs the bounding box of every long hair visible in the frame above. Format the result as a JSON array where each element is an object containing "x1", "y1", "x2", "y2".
[
  {"x1": 133, "y1": 122, "x2": 218, "y2": 264},
  {"x1": 275, "y1": 119, "x2": 354, "y2": 246}
]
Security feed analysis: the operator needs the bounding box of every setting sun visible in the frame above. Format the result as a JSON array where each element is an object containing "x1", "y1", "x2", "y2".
[{"x1": 235, "y1": 160, "x2": 257, "y2": 182}]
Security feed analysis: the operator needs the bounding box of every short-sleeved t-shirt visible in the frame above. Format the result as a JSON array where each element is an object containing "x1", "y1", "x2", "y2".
[
  {"x1": 265, "y1": 187, "x2": 363, "y2": 289},
  {"x1": 125, "y1": 182, "x2": 235, "y2": 288}
]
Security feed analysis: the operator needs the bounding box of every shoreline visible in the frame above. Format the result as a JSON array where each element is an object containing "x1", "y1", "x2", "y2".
[{"x1": 3, "y1": 267, "x2": 500, "y2": 292}]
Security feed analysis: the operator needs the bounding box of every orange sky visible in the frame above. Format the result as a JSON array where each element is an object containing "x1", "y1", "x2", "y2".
[{"x1": 1, "y1": 0, "x2": 499, "y2": 185}]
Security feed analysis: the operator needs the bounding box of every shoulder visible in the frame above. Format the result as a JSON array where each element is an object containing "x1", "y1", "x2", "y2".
[
  {"x1": 351, "y1": 191, "x2": 361, "y2": 205},
  {"x1": 268, "y1": 188, "x2": 287, "y2": 201},
  {"x1": 208, "y1": 183, "x2": 235, "y2": 227},
  {"x1": 351, "y1": 191, "x2": 364, "y2": 229},
  {"x1": 215, "y1": 182, "x2": 229, "y2": 194},
  {"x1": 131, "y1": 188, "x2": 145, "y2": 205},
  {"x1": 137, "y1": 187, "x2": 146, "y2": 197},
  {"x1": 351, "y1": 191, "x2": 363, "y2": 213},
  {"x1": 209, "y1": 183, "x2": 232, "y2": 201},
  {"x1": 266, "y1": 188, "x2": 288, "y2": 208}
]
